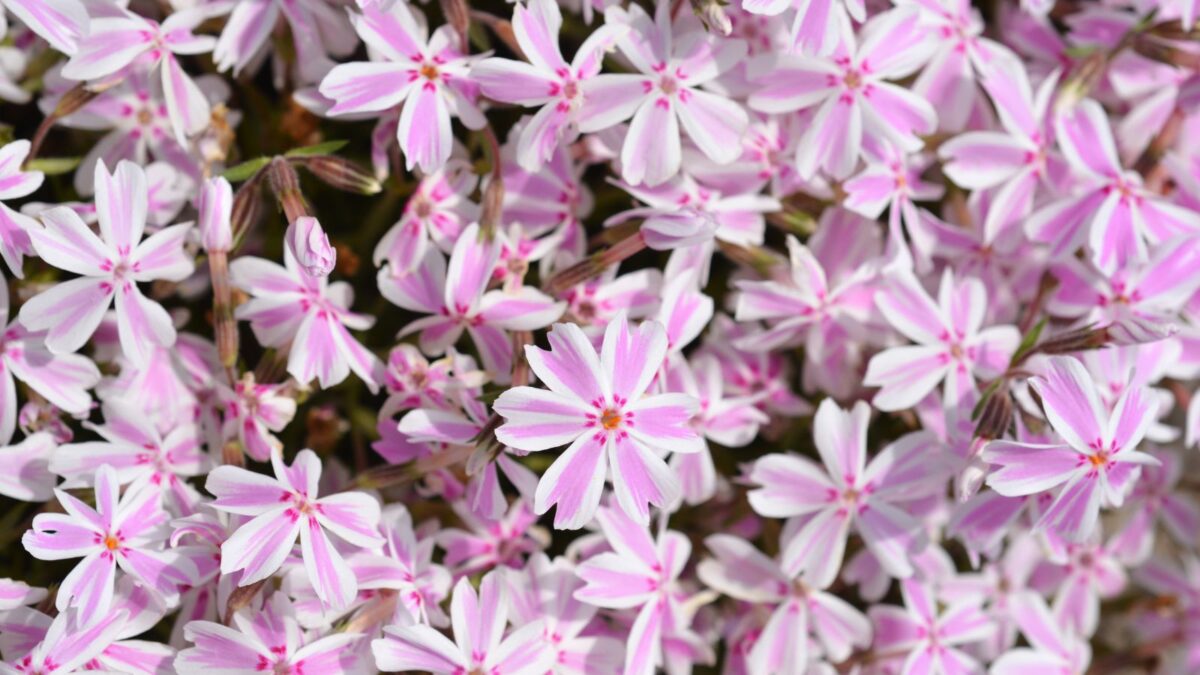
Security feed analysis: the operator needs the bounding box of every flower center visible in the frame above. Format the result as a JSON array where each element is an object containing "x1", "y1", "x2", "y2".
[
  {"x1": 600, "y1": 408, "x2": 623, "y2": 430},
  {"x1": 419, "y1": 63, "x2": 439, "y2": 81},
  {"x1": 659, "y1": 76, "x2": 679, "y2": 95},
  {"x1": 563, "y1": 80, "x2": 579, "y2": 99},
  {"x1": 1088, "y1": 452, "x2": 1109, "y2": 468},
  {"x1": 104, "y1": 535, "x2": 120, "y2": 551},
  {"x1": 843, "y1": 69, "x2": 863, "y2": 89}
]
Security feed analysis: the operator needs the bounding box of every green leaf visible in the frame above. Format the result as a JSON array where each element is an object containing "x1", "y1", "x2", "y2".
[
  {"x1": 26, "y1": 157, "x2": 80, "y2": 175},
  {"x1": 284, "y1": 140, "x2": 348, "y2": 158},
  {"x1": 971, "y1": 379, "x2": 1004, "y2": 420},
  {"x1": 222, "y1": 156, "x2": 271, "y2": 182},
  {"x1": 1009, "y1": 317, "x2": 1047, "y2": 367}
]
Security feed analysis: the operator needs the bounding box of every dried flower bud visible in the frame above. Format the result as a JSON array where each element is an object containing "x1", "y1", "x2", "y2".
[
  {"x1": 285, "y1": 216, "x2": 336, "y2": 278},
  {"x1": 692, "y1": 0, "x2": 732, "y2": 35},
  {"x1": 198, "y1": 176, "x2": 233, "y2": 252},
  {"x1": 298, "y1": 156, "x2": 383, "y2": 195}
]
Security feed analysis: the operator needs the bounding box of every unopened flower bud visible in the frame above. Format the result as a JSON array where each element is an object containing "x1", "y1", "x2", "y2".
[
  {"x1": 198, "y1": 176, "x2": 233, "y2": 252},
  {"x1": 286, "y1": 216, "x2": 336, "y2": 277},
  {"x1": 298, "y1": 156, "x2": 383, "y2": 195}
]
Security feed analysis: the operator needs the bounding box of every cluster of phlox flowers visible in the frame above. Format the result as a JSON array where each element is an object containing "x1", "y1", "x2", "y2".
[{"x1": 2, "y1": 0, "x2": 1200, "y2": 673}]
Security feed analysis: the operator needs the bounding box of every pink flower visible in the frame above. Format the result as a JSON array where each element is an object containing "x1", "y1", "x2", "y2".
[
  {"x1": 0, "y1": 272, "x2": 99, "y2": 446},
  {"x1": 175, "y1": 592, "x2": 364, "y2": 674},
  {"x1": 734, "y1": 232, "x2": 877, "y2": 356},
  {"x1": 983, "y1": 356, "x2": 1160, "y2": 542},
  {"x1": 592, "y1": 2, "x2": 749, "y2": 186},
  {"x1": 472, "y1": 0, "x2": 627, "y2": 171},
  {"x1": 50, "y1": 68, "x2": 203, "y2": 196},
  {"x1": 437, "y1": 498, "x2": 545, "y2": 573},
  {"x1": 504, "y1": 553, "x2": 625, "y2": 674},
  {"x1": 218, "y1": 374, "x2": 297, "y2": 463},
  {"x1": 378, "y1": 223, "x2": 564, "y2": 382},
  {"x1": 284, "y1": 215, "x2": 336, "y2": 278},
  {"x1": 371, "y1": 570, "x2": 555, "y2": 675},
  {"x1": 1028, "y1": 98, "x2": 1200, "y2": 274},
  {"x1": 869, "y1": 579, "x2": 996, "y2": 675},
  {"x1": 49, "y1": 399, "x2": 209, "y2": 514},
  {"x1": 747, "y1": 400, "x2": 949, "y2": 586},
  {"x1": 61, "y1": 7, "x2": 215, "y2": 144},
  {"x1": 939, "y1": 57, "x2": 1060, "y2": 241},
  {"x1": 374, "y1": 159, "x2": 478, "y2": 273},
  {"x1": 230, "y1": 247, "x2": 383, "y2": 392},
  {"x1": 0, "y1": 607, "x2": 129, "y2": 675},
  {"x1": 19, "y1": 160, "x2": 194, "y2": 367},
  {"x1": 493, "y1": 315, "x2": 703, "y2": 528},
  {"x1": 843, "y1": 140, "x2": 944, "y2": 269},
  {"x1": 900, "y1": 0, "x2": 1012, "y2": 132},
  {"x1": 697, "y1": 534, "x2": 872, "y2": 673},
  {"x1": 574, "y1": 506, "x2": 694, "y2": 675},
  {"x1": 864, "y1": 269, "x2": 1019, "y2": 411},
  {"x1": 749, "y1": 7, "x2": 936, "y2": 179},
  {"x1": 1047, "y1": 236, "x2": 1200, "y2": 343},
  {"x1": 0, "y1": 139, "x2": 43, "y2": 277},
  {"x1": 22, "y1": 464, "x2": 196, "y2": 625},
  {"x1": 319, "y1": 2, "x2": 484, "y2": 173},
  {"x1": 204, "y1": 449, "x2": 384, "y2": 610},
  {"x1": 664, "y1": 353, "x2": 768, "y2": 505},
  {"x1": 990, "y1": 592, "x2": 1091, "y2": 675}
]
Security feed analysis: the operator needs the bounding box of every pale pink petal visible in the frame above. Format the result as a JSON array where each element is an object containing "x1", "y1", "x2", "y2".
[
  {"x1": 320, "y1": 62, "x2": 413, "y2": 116},
  {"x1": 620, "y1": 97, "x2": 681, "y2": 187},
  {"x1": 130, "y1": 222, "x2": 193, "y2": 282},
  {"x1": 18, "y1": 276, "x2": 114, "y2": 355},
  {"x1": 314, "y1": 492, "x2": 383, "y2": 548},
  {"x1": 781, "y1": 507, "x2": 851, "y2": 586},
  {"x1": 478, "y1": 287, "x2": 564, "y2": 331},
  {"x1": 574, "y1": 551, "x2": 655, "y2": 609},
  {"x1": 749, "y1": 600, "x2": 807, "y2": 674},
  {"x1": 1055, "y1": 98, "x2": 1121, "y2": 177},
  {"x1": 160, "y1": 53, "x2": 210, "y2": 142},
  {"x1": 864, "y1": 345, "x2": 950, "y2": 412},
  {"x1": 625, "y1": 599, "x2": 665, "y2": 675},
  {"x1": 445, "y1": 223, "x2": 499, "y2": 315},
  {"x1": 94, "y1": 159, "x2": 148, "y2": 254},
  {"x1": 219, "y1": 510, "x2": 301, "y2": 584},
  {"x1": 23, "y1": 513, "x2": 100, "y2": 559},
  {"x1": 601, "y1": 315, "x2": 667, "y2": 402},
  {"x1": 1037, "y1": 473, "x2": 1102, "y2": 541},
  {"x1": 939, "y1": 132, "x2": 1028, "y2": 189},
  {"x1": 856, "y1": 500, "x2": 920, "y2": 579},
  {"x1": 56, "y1": 551, "x2": 116, "y2": 624},
  {"x1": 399, "y1": 81, "x2": 452, "y2": 173},
  {"x1": 626, "y1": 393, "x2": 704, "y2": 454},
  {"x1": 607, "y1": 433, "x2": 679, "y2": 524},
  {"x1": 1030, "y1": 357, "x2": 1107, "y2": 454},
  {"x1": 982, "y1": 442, "x2": 1080, "y2": 496},
  {"x1": 747, "y1": 453, "x2": 837, "y2": 517},
  {"x1": 114, "y1": 281, "x2": 176, "y2": 366},
  {"x1": 28, "y1": 205, "x2": 112, "y2": 276},
  {"x1": 813, "y1": 399, "x2": 870, "y2": 490},
  {"x1": 675, "y1": 88, "x2": 748, "y2": 166},
  {"x1": 533, "y1": 433, "x2": 607, "y2": 529},
  {"x1": 300, "y1": 515, "x2": 357, "y2": 609},
  {"x1": 4, "y1": 0, "x2": 89, "y2": 55},
  {"x1": 212, "y1": 0, "x2": 280, "y2": 73},
  {"x1": 378, "y1": 247, "x2": 448, "y2": 314},
  {"x1": 494, "y1": 386, "x2": 589, "y2": 451},
  {"x1": 576, "y1": 74, "x2": 649, "y2": 132},
  {"x1": 372, "y1": 624, "x2": 467, "y2": 673},
  {"x1": 288, "y1": 312, "x2": 350, "y2": 390},
  {"x1": 471, "y1": 58, "x2": 558, "y2": 105}
]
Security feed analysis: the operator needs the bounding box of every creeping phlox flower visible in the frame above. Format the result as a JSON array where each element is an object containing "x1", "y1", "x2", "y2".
[{"x1": 1, "y1": 0, "x2": 1199, "y2": 673}]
